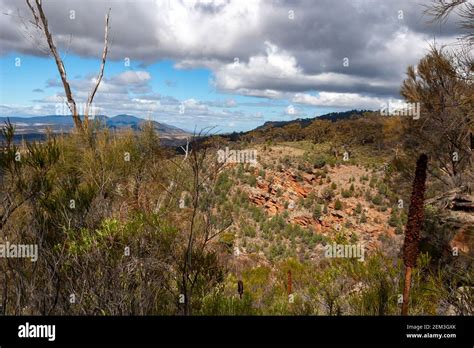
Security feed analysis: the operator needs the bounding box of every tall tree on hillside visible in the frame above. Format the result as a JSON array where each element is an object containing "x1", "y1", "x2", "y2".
[
  {"x1": 400, "y1": 46, "x2": 473, "y2": 190},
  {"x1": 304, "y1": 119, "x2": 333, "y2": 144},
  {"x1": 284, "y1": 123, "x2": 303, "y2": 142},
  {"x1": 398, "y1": 0, "x2": 473, "y2": 190},
  {"x1": 25, "y1": 0, "x2": 110, "y2": 131}
]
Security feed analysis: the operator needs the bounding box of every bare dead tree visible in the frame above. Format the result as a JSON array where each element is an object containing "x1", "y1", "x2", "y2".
[
  {"x1": 84, "y1": 9, "x2": 110, "y2": 128},
  {"x1": 180, "y1": 137, "x2": 190, "y2": 163},
  {"x1": 25, "y1": 0, "x2": 111, "y2": 131},
  {"x1": 163, "y1": 129, "x2": 233, "y2": 315},
  {"x1": 182, "y1": 132, "x2": 229, "y2": 315}
]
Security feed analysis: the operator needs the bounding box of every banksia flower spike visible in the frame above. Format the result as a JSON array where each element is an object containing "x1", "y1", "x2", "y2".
[
  {"x1": 237, "y1": 280, "x2": 244, "y2": 299},
  {"x1": 401, "y1": 153, "x2": 428, "y2": 315}
]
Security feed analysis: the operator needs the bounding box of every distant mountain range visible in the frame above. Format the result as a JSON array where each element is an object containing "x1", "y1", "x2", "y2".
[
  {"x1": 215, "y1": 110, "x2": 372, "y2": 142},
  {"x1": 0, "y1": 114, "x2": 190, "y2": 146},
  {"x1": 1, "y1": 110, "x2": 373, "y2": 146},
  {"x1": 0, "y1": 114, "x2": 188, "y2": 135},
  {"x1": 182, "y1": 110, "x2": 374, "y2": 146},
  {"x1": 254, "y1": 109, "x2": 372, "y2": 131}
]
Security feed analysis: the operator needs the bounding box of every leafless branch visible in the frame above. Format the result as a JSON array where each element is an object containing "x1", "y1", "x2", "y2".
[
  {"x1": 84, "y1": 9, "x2": 111, "y2": 123},
  {"x1": 26, "y1": 0, "x2": 81, "y2": 130}
]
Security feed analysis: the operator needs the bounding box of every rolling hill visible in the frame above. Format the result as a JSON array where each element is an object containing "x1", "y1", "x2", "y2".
[{"x1": 0, "y1": 114, "x2": 189, "y2": 145}]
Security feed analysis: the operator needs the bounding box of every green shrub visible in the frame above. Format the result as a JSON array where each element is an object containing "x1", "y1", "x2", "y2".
[
  {"x1": 313, "y1": 204, "x2": 322, "y2": 219},
  {"x1": 242, "y1": 224, "x2": 257, "y2": 238},
  {"x1": 372, "y1": 194, "x2": 383, "y2": 205},
  {"x1": 341, "y1": 189, "x2": 352, "y2": 198},
  {"x1": 313, "y1": 156, "x2": 326, "y2": 169},
  {"x1": 388, "y1": 208, "x2": 401, "y2": 227},
  {"x1": 322, "y1": 187, "x2": 335, "y2": 201}
]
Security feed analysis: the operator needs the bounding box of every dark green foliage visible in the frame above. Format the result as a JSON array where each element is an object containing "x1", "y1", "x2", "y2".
[
  {"x1": 372, "y1": 194, "x2": 383, "y2": 205},
  {"x1": 388, "y1": 207, "x2": 401, "y2": 227},
  {"x1": 313, "y1": 156, "x2": 326, "y2": 169},
  {"x1": 322, "y1": 187, "x2": 335, "y2": 201},
  {"x1": 341, "y1": 189, "x2": 352, "y2": 198},
  {"x1": 313, "y1": 204, "x2": 322, "y2": 219}
]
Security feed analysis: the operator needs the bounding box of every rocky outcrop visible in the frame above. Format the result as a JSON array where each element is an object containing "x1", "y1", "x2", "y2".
[
  {"x1": 265, "y1": 198, "x2": 284, "y2": 215},
  {"x1": 249, "y1": 192, "x2": 267, "y2": 206},
  {"x1": 302, "y1": 173, "x2": 316, "y2": 184},
  {"x1": 243, "y1": 164, "x2": 401, "y2": 257},
  {"x1": 292, "y1": 215, "x2": 317, "y2": 227}
]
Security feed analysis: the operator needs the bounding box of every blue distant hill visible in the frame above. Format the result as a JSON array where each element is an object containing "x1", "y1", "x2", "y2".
[{"x1": 0, "y1": 114, "x2": 188, "y2": 136}]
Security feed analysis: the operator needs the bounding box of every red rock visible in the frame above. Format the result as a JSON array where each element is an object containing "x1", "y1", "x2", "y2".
[{"x1": 302, "y1": 173, "x2": 315, "y2": 183}]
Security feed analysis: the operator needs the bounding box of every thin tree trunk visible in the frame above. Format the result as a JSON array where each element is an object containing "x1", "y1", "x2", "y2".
[
  {"x1": 401, "y1": 266, "x2": 412, "y2": 316},
  {"x1": 26, "y1": 1, "x2": 110, "y2": 132},
  {"x1": 27, "y1": 0, "x2": 81, "y2": 130},
  {"x1": 84, "y1": 9, "x2": 111, "y2": 126}
]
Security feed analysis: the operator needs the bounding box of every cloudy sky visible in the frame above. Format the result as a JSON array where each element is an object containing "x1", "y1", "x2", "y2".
[{"x1": 0, "y1": 0, "x2": 464, "y2": 132}]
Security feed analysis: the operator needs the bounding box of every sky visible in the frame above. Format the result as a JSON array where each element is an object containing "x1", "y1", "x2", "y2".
[{"x1": 0, "y1": 0, "x2": 465, "y2": 133}]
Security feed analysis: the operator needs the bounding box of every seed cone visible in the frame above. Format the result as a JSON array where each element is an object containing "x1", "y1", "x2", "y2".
[
  {"x1": 237, "y1": 280, "x2": 244, "y2": 299},
  {"x1": 403, "y1": 154, "x2": 428, "y2": 267}
]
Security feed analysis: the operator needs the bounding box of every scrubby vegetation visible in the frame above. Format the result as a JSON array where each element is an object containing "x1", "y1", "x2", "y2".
[
  {"x1": 1, "y1": 74, "x2": 472, "y2": 315},
  {"x1": 1, "y1": 9, "x2": 472, "y2": 315}
]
